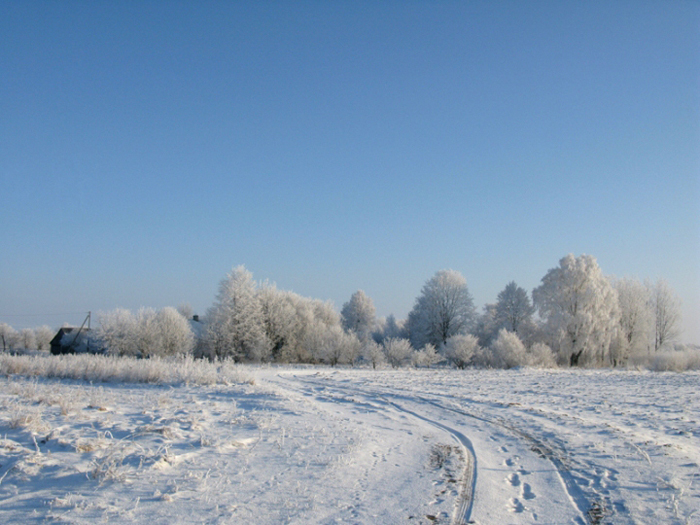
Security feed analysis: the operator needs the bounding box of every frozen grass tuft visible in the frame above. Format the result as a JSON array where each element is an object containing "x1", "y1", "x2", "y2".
[{"x1": 0, "y1": 353, "x2": 254, "y2": 386}]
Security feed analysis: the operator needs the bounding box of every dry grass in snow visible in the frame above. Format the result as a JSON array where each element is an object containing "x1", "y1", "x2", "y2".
[{"x1": 0, "y1": 353, "x2": 253, "y2": 386}]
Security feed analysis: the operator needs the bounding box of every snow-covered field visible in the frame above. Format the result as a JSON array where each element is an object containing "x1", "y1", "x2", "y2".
[{"x1": 0, "y1": 366, "x2": 698, "y2": 524}]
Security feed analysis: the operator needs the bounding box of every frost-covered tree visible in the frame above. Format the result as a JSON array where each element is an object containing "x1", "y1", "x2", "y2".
[
  {"x1": 611, "y1": 278, "x2": 653, "y2": 365},
  {"x1": 177, "y1": 303, "x2": 194, "y2": 320},
  {"x1": 494, "y1": 282, "x2": 535, "y2": 336},
  {"x1": 532, "y1": 254, "x2": 619, "y2": 366},
  {"x1": 258, "y1": 283, "x2": 302, "y2": 361},
  {"x1": 305, "y1": 322, "x2": 360, "y2": 366},
  {"x1": 649, "y1": 278, "x2": 682, "y2": 351},
  {"x1": 373, "y1": 314, "x2": 406, "y2": 344},
  {"x1": 362, "y1": 340, "x2": 386, "y2": 369},
  {"x1": 19, "y1": 328, "x2": 37, "y2": 350},
  {"x1": 407, "y1": 270, "x2": 476, "y2": 350},
  {"x1": 474, "y1": 304, "x2": 498, "y2": 348},
  {"x1": 99, "y1": 307, "x2": 194, "y2": 357},
  {"x1": 383, "y1": 338, "x2": 415, "y2": 368},
  {"x1": 444, "y1": 334, "x2": 479, "y2": 369},
  {"x1": 341, "y1": 290, "x2": 376, "y2": 341},
  {"x1": 0, "y1": 323, "x2": 18, "y2": 352},
  {"x1": 98, "y1": 308, "x2": 139, "y2": 356},
  {"x1": 151, "y1": 307, "x2": 195, "y2": 356},
  {"x1": 34, "y1": 325, "x2": 54, "y2": 351},
  {"x1": 204, "y1": 266, "x2": 271, "y2": 361},
  {"x1": 134, "y1": 307, "x2": 159, "y2": 356}
]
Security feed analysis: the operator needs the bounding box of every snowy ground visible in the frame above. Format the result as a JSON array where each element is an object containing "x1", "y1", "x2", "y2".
[{"x1": 0, "y1": 367, "x2": 698, "y2": 524}]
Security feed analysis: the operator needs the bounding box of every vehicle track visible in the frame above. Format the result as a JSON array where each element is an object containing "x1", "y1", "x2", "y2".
[
  {"x1": 270, "y1": 373, "x2": 477, "y2": 525},
  {"x1": 277, "y1": 372, "x2": 591, "y2": 524}
]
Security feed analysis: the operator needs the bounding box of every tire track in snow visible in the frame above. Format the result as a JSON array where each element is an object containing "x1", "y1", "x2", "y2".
[
  {"x1": 410, "y1": 394, "x2": 590, "y2": 524},
  {"x1": 279, "y1": 373, "x2": 590, "y2": 524},
  {"x1": 383, "y1": 399, "x2": 476, "y2": 525},
  {"x1": 270, "y1": 373, "x2": 477, "y2": 525}
]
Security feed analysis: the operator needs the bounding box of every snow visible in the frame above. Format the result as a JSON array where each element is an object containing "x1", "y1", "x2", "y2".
[{"x1": 0, "y1": 367, "x2": 698, "y2": 524}]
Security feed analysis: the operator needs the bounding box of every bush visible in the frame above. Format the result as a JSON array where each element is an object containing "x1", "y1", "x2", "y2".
[
  {"x1": 481, "y1": 330, "x2": 557, "y2": 369},
  {"x1": 413, "y1": 343, "x2": 440, "y2": 368},
  {"x1": 444, "y1": 335, "x2": 479, "y2": 369},
  {"x1": 383, "y1": 338, "x2": 414, "y2": 368},
  {"x1": 489, "y1": 329, "x2": 528, "y2": 368}
]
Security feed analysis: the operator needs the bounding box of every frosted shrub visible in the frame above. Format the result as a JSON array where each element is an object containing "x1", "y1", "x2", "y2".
[
  {"x1": 383, "y1": 338, "x2": 414, "y2": 368},
  {"x1": 489, "y1": 329, "x2": 529, "y2": 369},
  {"x1": 361, "y1": 340, "x2": 386, "y2": 369},
  {"x1": 444, "y1": 335, "x2": 479, "y2": 369},
  {"x1": 482, "y1": 331, "x2": 557, "y2": 369},
  {"x1": 528, "y1": 342, "x2": 557, "y2": 368},
  {"x1": 413, "y1": 343, "x2": 440, "y2": 368}
]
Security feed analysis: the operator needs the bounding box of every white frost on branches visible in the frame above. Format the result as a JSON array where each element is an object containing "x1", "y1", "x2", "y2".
[
  {"x1": 407, "y1": 269, "x2": 476, "y2": 350},
  {"x1": 533, "y1": 254, "x2": 619, "y2": 366}
]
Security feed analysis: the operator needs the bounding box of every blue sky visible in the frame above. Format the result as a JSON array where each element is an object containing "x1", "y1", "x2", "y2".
[{"x1": 1, "y1": 1, "x2": 698, "y2": 343}]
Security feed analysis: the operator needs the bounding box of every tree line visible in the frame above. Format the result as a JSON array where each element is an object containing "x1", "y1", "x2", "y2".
[{"x1": 1, "y1": 254, "x2": 686, "y2": 368}]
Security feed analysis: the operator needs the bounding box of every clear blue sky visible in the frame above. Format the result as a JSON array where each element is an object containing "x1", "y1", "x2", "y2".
[{"x1": 1, "y1": 1, "x2": 698, "y2": 343}]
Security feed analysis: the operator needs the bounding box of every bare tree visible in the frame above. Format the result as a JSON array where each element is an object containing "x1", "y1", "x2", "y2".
[
  {"x1": 612, "y1": 277, "x2": 653, "y2": 364},
  {"x1": 649, "y1": 278, "x2": 682, "y2": 351}
]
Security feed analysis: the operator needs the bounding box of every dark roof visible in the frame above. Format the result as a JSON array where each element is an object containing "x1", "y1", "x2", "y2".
[{"x1": 50, "y1": 327, "x2": 92, "y2": 346}]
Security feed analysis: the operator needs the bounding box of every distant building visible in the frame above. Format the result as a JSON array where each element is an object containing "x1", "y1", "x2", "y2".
[{"x1": 50, "y1": 327, "x2": 103, "y2": 355}]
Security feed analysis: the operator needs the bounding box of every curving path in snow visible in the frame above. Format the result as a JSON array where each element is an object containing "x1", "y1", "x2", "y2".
[
  {"x1": 264, "y1": 369, "x2": 587, "y2": 524},
  {"x1": 262, "y1": 368, "x2": 700, "y2": 525}
]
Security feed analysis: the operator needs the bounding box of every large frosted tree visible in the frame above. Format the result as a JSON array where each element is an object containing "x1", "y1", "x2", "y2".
[
  {"x1": 204, "y1": 266, "x2": 271, "y2": 361},
  {"x1": 407, "y1": 269, "x2": 476, "y2": 349},
  {"x1": 532, "y1": 254, "x2": 619, "y2": 366},
  {"x1": 340, "y1": 290, "x2": 376, "y2": 341}
]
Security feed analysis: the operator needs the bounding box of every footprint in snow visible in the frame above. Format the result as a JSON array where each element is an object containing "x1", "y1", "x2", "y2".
[
  {"x1": 504, "y1": 456, "x2": 519, "y2": 467},
  {"x1": 507, "y1": 473, "x2": 521, "y2": 486},
  {"x1": 508, "y1": 498, "x2": 525, "y2": 513},
  {"x1": 522, "y1": 483, "x2": 535, "y2": 500}
]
